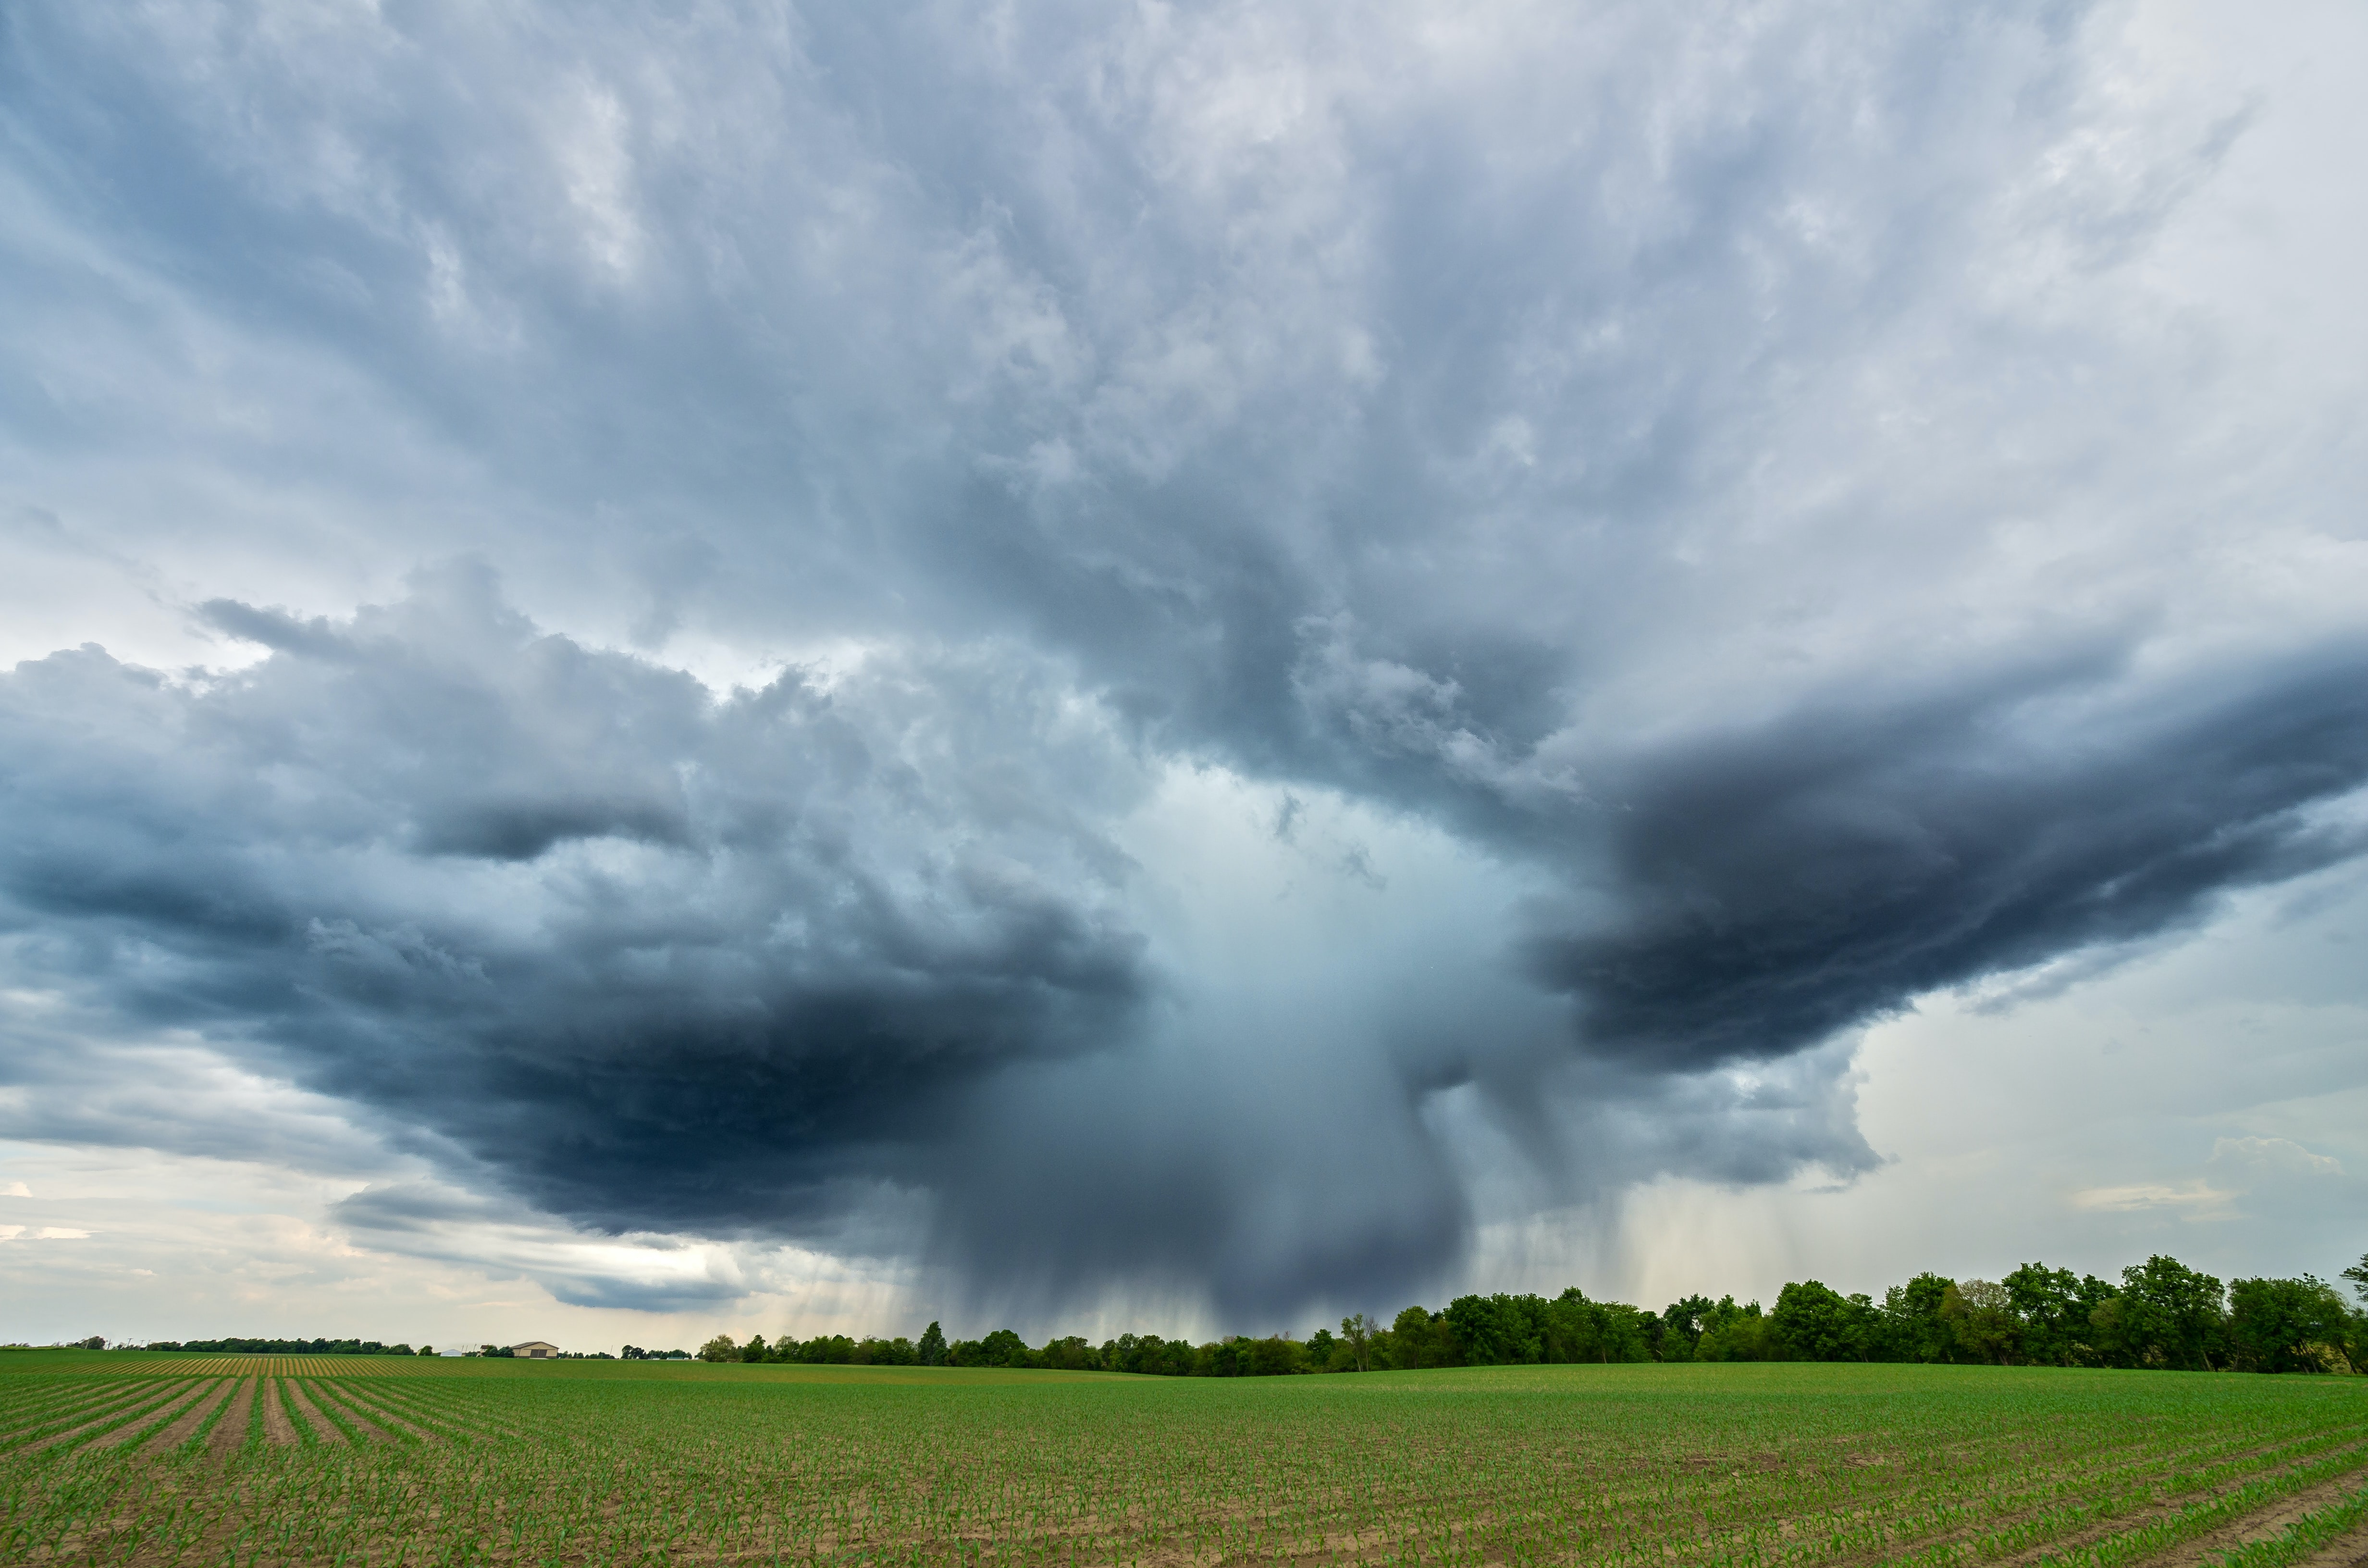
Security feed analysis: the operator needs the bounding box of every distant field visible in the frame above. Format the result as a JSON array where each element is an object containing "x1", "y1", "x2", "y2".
[{"x1": 2, "y1": 1351, "x2": 2364, "y2": 1567}]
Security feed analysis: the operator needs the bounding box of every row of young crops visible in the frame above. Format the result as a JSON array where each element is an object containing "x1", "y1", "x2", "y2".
[{"x1": 2, "y1": 1356, "x2": 2364, "y2": 1568}]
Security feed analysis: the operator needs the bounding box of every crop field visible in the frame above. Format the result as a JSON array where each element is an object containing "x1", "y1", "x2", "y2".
[{"x1": 1, "y1": 1352, "x2": 2364, "y2": 1568}]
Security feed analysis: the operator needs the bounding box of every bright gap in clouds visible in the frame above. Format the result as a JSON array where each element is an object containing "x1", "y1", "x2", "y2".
[{"x1": 2, "y1": 0, "x2": 2367, "y2": 1345}]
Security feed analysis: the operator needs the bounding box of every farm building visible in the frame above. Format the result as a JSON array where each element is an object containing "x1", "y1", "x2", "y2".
[{"x1": 510, "y1": 1341, "x2": 560, "y2": 1359}]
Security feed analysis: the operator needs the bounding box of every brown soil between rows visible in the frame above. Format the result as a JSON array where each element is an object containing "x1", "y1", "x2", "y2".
[
  {"x1": 205, "y1": 1380, "x2": 257, "y2": 1460},
  {"x1": 2293, "y1": 1519, "x2": 2368, "y2": 1568},
  {"x1": 81, "y1": 1382, "x2": 213, "y2": 1452},
  {"x1": 24, "y1": 1384, "x2": 202, "y2": 1455},
  {"x1": 1, "y1": 1383, "x2": 159, "y2": 1445},
  {"x1": 2149, "y1": 1475, "x2": 2368, "y2": 1568},
  {"x1": 259, "y1": 1380, "x2": 301, "y2": 1447},
  {"x1": 134, "y1": 1379, "x2": 235, "y2": 1455},
  {"x1": 281, "y1": 1379, "x2": 347, "y2": 1444},
  {"x1": 361, "y1": 1386, "x2": 520, "y2": 1440},
  {"x1": 320, "y1": 1383, "x2": 438, "y2": 1442},
  {"x1": 1942, "y1": 1442, "x2": 2368, "y2": 1568},
  {"x1": 300, "y1": 1380, "x2": 391, "y2": 1442}
]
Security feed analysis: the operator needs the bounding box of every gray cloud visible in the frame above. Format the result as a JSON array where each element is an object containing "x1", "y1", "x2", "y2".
[
  {"x1": 2, "y1": 0, "x2": 2364, "y2": 1323},
  {"x1": 1529, "y1": 649, "x2": 2368, "y2": 1071},
  {"x1": 1, "y1": 566, "x2": 1151, "y2": 1238}
]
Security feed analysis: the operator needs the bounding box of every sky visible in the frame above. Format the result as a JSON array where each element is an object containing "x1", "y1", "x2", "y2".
[{"x1": 1, "y1": 0, "x2": 2364, "y2": 1354}]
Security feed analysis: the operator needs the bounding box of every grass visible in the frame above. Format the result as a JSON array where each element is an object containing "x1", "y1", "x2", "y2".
[{"x1": 0, "y1": 1351, "x2": 2362, "y2": 1567}]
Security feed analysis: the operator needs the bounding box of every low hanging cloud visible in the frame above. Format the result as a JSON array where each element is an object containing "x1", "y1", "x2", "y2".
[
  {"x1": 1529, "y1": 651, "x2": 2368, "y2": 1071},
  {"x1": 0, "y1": 565, "x2": 1152, "y2": 1240},
  {"x1": 7, "y1": 569, "x2": 2365, "y2": 1321},
  {"x1": 2, "y1": 0, "x2": 2367, "y2": 1323}
]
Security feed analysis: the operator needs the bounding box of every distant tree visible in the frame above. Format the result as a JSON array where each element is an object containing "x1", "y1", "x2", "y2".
[
  {"x1": 1445, "y1": 1295, "x2": 1540, "y2": 1366},
  {"x1": 1878, "y1": 1275, "x2": 1959, "y2": 1363},
  {"x1": 2227, "y1": 1277, "x2": 2354, "y2": 1373},
  {"x1": 1940, "y1": 1280, "x2": 2019, "y2": 1365},
  {"x1": 1388, "y1": 1305, "x2": 1460, "y2": 1369},
  {"x1": 1244, "y1": 1335, "x2": 1306, "y2": 1375},
  {"x1": 697, "y1": 1334, "x2": 738, "y2": 1363},
  {"x1": 1772, "y1": 1281, "x2": 1876, "y2": 1362},
  {"x1": 739, "y1": 1335, "x2": 769, "y2": 1363},
  {"x1": 1039, "y1": 1335, "x2": 1098, "y2": 1371},
  {"x1": 1657, "y1": 1295, "x2": 1716, "y2": 1362},
  {"x1": 918, "y1": 1321, "x2": 948, "y2": 1367},
  {"x1": 2000, "y1": 1264, "x2": 2117, "y2": 1367},
  {"x1": 2344, "y1": 1255, "x2": 2368, "y2": 1304},
  {"x1": 975, "y1": 1328, "x2": 1030, "y2": 1369},
  {"x1": 2101, "y1": 1255, "x2": 2226, "y2": 1371},
  {"x1": 1691, "y1": 1298, "x2": 1775, "y2": 1362},
  {"x1": 76, "y1": 1336, "x2": 105, "y2": 1350},
  {"x1": 1339, "y1": 1314, "x2": 1375, "y2": 1372}
]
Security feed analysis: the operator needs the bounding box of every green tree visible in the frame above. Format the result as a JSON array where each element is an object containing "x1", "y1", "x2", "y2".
[
  {"x1": 2096, "y1": 1255, "x2": 2226, "y2": 1370},
  {"x1": 696, "y1": 1334, "x2": 737, "y2": 1363},
  {"x1": 2001, "y1": 1263, "x2": 2117, "y2": 1367},
  {"x1": 1657, "y1": 1295, "x2": 1715, "y2": 1362},
  {"x1": 739, "y1": 1334, "x2": 769, "y2": 1363},
  {"x1": 1339, "y1": 1313, "x2": 1375, "y2": 1372},
  {"x1": 1245, "y1": 1335, "x2": 1307, "y2": 1375},
  {"x1": 918, "y1": 1321, "x2": 948, "y2": 1366},
  {"x1": 1445, "y1": 1294, "x2": 1544, "y2": 1365},
  {"x1": 975, "y1": 1328, "x2": 1030, "y2": 1368},
  {"x1": 2227, "y1": 1276, "x2": 2354, "y2": 1373},
  {"x1": 1940, "y1": 1280, "x2": 2019, "y2": 1364},
  {"x1": 1879, "y1": 1274, "x2": 1959, "y2": 1362},
  {"x1": 2343, "y1": 1255, "x2": 2368, "y2": 1304},
  {"x1": 1773, "y1": 1281, "x2": 1877, "y2": 1361},
  {"x1": 1694, "y1": 1298, "x2": 1775, "y2": 1361},
  {"x1": 1039, "y1": 1335, "x2": 1098, "y2": 1370}
]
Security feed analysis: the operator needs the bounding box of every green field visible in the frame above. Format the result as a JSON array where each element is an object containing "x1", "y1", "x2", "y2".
[{"x1": 2, "y1": 1351, "x2": 2365, "y2": 1567}]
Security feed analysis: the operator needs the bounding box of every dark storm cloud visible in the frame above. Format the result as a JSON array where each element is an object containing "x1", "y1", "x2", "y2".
[
  {"x1": 1528, "y1": 651, "x2": 2368, "y2": 1071},
  {"x1": 2, "y1": 0, "x2": 2364, "y2": 1323},
  {"x1": 0, "y1": 566, "x2": 1151, "y2": 1235}
]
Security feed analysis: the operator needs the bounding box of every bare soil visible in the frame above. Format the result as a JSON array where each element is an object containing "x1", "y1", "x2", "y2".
[
  {"x1": 27, "y1": 1383, "x2": 204, "y2": 1455},
  {"x1": 2294, "y1": 1521, "x2": 2368, "y2": 1568},
  {"x1": 321, "y1": 1383, "x2": 437, "y2": 1442},
  {"x1": 300, "y1": 1380, "x2": 390, "y2": 1442},
  {"x1": 135, "y1": 1379, "x2": 236, "y2": 1456},
  {"x1": 1, "y1": 1383, "x2": 155, "y2": 1444},
  {"x1": 281, "y1": 1378, "x2": 347, "y2": 1444},
  {"x1": 259, "y1": 1379, "x2": 301, "y2": 1448},
  {"x1": 205, "y1": 1379, "x2": 257, "y2": 1460}
]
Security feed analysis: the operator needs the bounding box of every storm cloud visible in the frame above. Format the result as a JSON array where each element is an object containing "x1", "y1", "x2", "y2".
[{"x1": 2, "y1": 0, "x2": 2365, "y2": 1325}]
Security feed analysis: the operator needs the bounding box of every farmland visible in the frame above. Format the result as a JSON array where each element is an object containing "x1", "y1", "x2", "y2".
[{"x1": 2, "y1": 1351, "x2": 2364, "y2": 1568}]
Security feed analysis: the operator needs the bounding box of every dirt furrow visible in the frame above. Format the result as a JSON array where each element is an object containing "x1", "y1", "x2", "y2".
[
  {"x1": 2293, "y1": 1520, "x2": 2368, "y2": 1568},
  {"x1": 136, "y1": 1378, "x2": 236, "y2": 1455},
  {"x1": 301, "y1": 1380, "x2": 390, "y2": 1441},
  {"x1": 318, "y1": 1381, "x2": 438, "y2": 1442},
  {"x1": 282, "y1": 1377, "x2": 348, "y2": 1444},
  {"x1": 78, "y1": 1380, "x2": 213, "y2": 1452},
  {"x1": 20, "y1": 1383, "x2": 199, "y2": 1455},
  {"x1": 2151, "y1": 1475, "x2": 2368, "y2": 1568},
  {"x1": 206, "y1": 1378, "x2": 258, "y2": 1460},
  {"x1": 0, "y1": 1382, "x2": 160, "y2": 1444},
  {"x1": 260, "y1": 1378, "x2": 301, "y2": 1447}
]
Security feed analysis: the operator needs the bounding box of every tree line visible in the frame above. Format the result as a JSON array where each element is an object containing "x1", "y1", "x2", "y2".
[
  {"x1": 140, "y1": 1337, "x2": 423, "y2": 1356},
  {"x1": 700, "y1": 1252, "x2": 2368, "y2": 1376}
]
